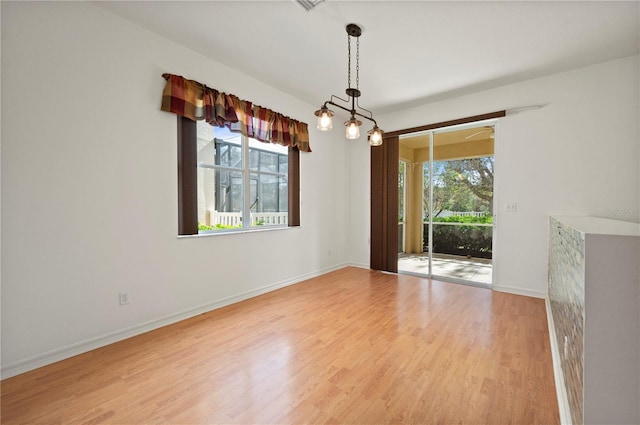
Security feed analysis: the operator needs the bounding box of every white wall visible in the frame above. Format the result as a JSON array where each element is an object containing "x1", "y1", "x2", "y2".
[
  {"x1": 348, "y1": 55, "x2": 640, "y2": 297},
  {"x1": 3, "y1": 1, "x2": 638, "y2": 379},
  {"x1": 1, "y1": 2, "x2": 348, "y2": 377}
]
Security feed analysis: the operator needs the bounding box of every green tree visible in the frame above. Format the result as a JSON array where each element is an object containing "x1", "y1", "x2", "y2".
[
  {"x1": 423, "y1": 156, "x2": 494, "y2": 218},
  {"x1": 446, "y1": 157, "x2": 493, "y2": 213}
]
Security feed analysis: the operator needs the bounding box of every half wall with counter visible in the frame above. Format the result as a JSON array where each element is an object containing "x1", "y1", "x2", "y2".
[{"x1": 548, "y1": 216, "x2": 639, "y2": 424}]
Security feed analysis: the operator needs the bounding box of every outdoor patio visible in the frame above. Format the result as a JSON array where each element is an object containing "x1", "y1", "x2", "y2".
[{"x1": 398, "y1": 253, "x2": 492, "y2": 284}]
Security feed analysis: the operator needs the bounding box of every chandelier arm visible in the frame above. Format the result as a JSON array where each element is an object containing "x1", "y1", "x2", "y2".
[
  {"x1": 353, "y1": 110, "x2": 378, "y2": 126},
  {"x1": 328, "y1": 94, "x2": 350, "y2": 105},
  {"x1": 324, "y1": 100, "x2": 352, "y2": 115},
  {"x1": 325, "y1": 100, "x2": 378, "y2": 126},
  {"x1": 354, "y1": 98, "x2": 375, "y2": 120}
]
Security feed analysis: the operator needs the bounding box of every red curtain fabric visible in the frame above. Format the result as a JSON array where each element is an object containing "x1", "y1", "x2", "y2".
[{"x1": 161, "y1": 73, "x2": 311, "y2": 152}]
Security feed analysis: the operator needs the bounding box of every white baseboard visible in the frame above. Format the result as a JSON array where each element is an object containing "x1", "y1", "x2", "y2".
[
  {"x1": 545, "y1": 297, "x2": 573, "y2": 425},
  {"x1": 347, "y1": 266, "x2": 549, "y2": 299},
  {"x1": 492, "y1": 284, "x2": 546, "y2": 299},
  {"x1": 1, "y1": 263, "x2": 349, "y2": 379}
]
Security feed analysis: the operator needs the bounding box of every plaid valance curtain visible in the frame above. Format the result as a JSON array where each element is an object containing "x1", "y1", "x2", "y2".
[{"x1": 161, "y1": 73, "x2": 311, "y2": 152}]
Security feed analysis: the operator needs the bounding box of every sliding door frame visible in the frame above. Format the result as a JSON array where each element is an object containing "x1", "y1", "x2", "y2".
[{"x1": 370, "y1": 111, "x2": 505, "y2": 273}]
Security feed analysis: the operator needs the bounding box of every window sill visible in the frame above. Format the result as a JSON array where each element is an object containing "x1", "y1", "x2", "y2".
[{"x1": 177, "y1": 225, "x2": 299, "y2": 239}]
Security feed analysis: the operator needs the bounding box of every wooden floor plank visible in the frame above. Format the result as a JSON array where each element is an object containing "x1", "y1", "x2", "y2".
[{"x1": 1, "y1": 267, "x2": 559, "y2": 424}]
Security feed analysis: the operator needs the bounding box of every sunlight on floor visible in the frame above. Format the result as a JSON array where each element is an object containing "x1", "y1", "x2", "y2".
[{"x1": 398, "y1": 253, "x2": 492, "y2": 284}]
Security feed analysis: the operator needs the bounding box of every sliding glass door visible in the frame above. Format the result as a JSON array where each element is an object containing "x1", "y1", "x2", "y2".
[{"x1": 398, "y1": 122, "x2": 495, "y2": 286}]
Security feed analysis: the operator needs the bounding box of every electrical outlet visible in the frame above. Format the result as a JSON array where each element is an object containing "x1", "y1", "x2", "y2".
[
  {"x1": 119, "y1": 291, "x2": 130, "y2": 306},
  {"x1": 505, "y1": 202, "x2": 518, "y2": 213}
]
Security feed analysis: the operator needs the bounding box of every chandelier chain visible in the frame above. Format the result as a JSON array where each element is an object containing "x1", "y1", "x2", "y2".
[
  {"x1": 347, "y1": 32, "x2": 351, "y2": 89},
  {"x1": 356, "y1": 36, "x2": 359, "y2": 90}
]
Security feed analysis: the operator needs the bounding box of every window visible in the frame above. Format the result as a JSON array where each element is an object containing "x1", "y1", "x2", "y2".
[
  {"x1": 178, "y1": 117, "x2": 300, "y2": 235},
  {"x1": 196, "y1": 121, "x2": 289, "y2": 232},
  {"x1": 162, "y1": 74, "x2": 307, "y2": 236}
]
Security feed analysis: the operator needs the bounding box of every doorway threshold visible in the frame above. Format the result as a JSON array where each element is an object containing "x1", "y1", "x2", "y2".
[{"x1": 398, "y1": 253, "x2": 492, "y2": 288}]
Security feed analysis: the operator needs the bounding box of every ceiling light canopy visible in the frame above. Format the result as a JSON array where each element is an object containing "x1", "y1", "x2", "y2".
[
  {"x1": 314, "y1": 24, "x2": 384, "y2": 146},
  {"x1": 295, "y1": 0, "x2": 325, "y2": 12}
]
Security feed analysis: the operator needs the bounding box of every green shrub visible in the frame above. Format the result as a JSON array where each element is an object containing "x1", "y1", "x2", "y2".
[
  {"x1": 431, "y1": 214, "x2": 493, "y2": 224},
  {"x1": 215, "y1": 223, "x2": 241, "y2": 229},
  {"x1": 423, "y1": 221, "x2": 493, "y2": 259},
  {"x1": 198, "y1": 222, "x2": 241, "y2": 231}
]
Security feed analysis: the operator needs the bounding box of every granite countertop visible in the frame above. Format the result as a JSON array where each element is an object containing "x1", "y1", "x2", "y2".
[{"x1": 551, "y1": 216, "x2": 640, "y2": 237}]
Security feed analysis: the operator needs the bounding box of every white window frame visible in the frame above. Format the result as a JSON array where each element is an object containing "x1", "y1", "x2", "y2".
[{"x1": 197, "y1": 129, "x2": 289, "y2": 234}]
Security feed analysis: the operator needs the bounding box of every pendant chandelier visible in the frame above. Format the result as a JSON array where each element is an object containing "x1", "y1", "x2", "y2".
[{"x1": 314, "y1": 24, "x2": 384, "y2": 146}]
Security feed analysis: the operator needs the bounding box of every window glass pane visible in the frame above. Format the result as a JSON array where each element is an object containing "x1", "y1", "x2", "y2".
[
  {"x1": 248, "y1": 138, "x2": 287, "y2": 173},
  {"x1": 215, "y1": 170, "x2": 243, "y2": 212},
  {"x1": 249, "y1": 149, "x2": 259, "y2": 171},
  {"x1": 213, "y1": 130, "x2": 242, "y2": 169},
  {"x1": 197, "y1": 122, "x2": 242, "y2": 169},
  {"x1": 196, "y1": 124, "x2": 244, "y2": 232},
  {"x1": 248, "y1": 137, "x2": 287, "y2": 154},
  {"x1": 250, "y1": 176, "x2": 258, "y2": 211},
  {"x1": 229, "y1": 145, "x2": 242, "y2": 169},
  {"x1": 216, "y1": 143, "x2": 229, "y2": 167},
  {"x1": 250, "y1": 173, "x2": 288, "y2": 227},
  {"x1": 196, "y1": 121, "x2": 215, "y2": 165},
  {"x1": 197, "y1": 167, "x2": 216, "y2": 228},
  {"x1": 279, "y1": 175, "x2": 288, "y2": 212},
  {"x1": 279, "y1": 154, "x2": 288, "y2": 175},
  {"x1": 260, "y1": 174, "x2": 278, "y2": 212},
  {"x1": 260, "y1": 151, "x2": 278, "y2": 173},
  {"x1": 230, "y1": 172, "x2": 243, "y2": 210}
]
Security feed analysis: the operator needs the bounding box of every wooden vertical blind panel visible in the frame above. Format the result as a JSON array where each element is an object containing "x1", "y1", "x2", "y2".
[
  {"x1": 370, "y1": 136, "x2": 399, "y2": 272},
  {"x1": 370, "y1": 144, "x2": 385, "y2": 270},
  {"x1": 288, "y1": 147, "x2": 301, "y2": 227},
  {"x1": 177, "y1": 117, "x2": 198, "y2": 235}
]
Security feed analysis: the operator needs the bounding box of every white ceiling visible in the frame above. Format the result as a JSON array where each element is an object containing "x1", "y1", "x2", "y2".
[{"x1": 93, "y1": 0, "x2": 639, "y2": 113}]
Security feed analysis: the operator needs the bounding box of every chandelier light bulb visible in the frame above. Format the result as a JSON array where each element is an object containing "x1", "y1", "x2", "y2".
[
  {"x1": 319, "y1": 113, "x2": 332, "y2": 130},
  {"x1": 368, "y1": 126, "x2": 383, "y2": 146},
  {"x1": 314, "y1": 106, "x2": 334, "y2": 131},
  {"x1": 345, "y1": 118, "x2": 362, "y2": 140}
]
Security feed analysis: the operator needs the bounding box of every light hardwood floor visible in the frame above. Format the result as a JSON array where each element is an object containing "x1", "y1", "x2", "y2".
[{"x1": 1, "y1": 267, "x2": 559, "y2": 424}]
